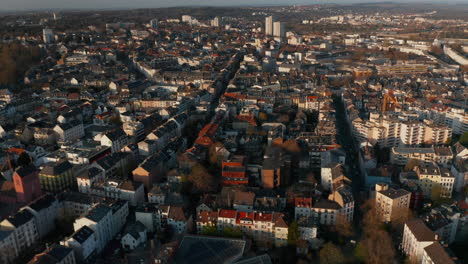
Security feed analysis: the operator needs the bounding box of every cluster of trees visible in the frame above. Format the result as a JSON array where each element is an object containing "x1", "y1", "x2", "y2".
[
  {"x1": 0, "y1": 43, "x2": 42, "y2": 86},
  {"x1": 200, "y1": 225, "x2": 243, "y2": 238},
  {"x1": 187, "y1": 163, "x2": 217, "y2": 193},
  {"x1": 355, "y1": 200, "x2": 396, "y2": 264},
  {"x1": 459, "y1": 132, "x2": 468, "y2": 147}
]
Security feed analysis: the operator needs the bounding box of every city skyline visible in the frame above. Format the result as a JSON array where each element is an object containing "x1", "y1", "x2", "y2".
[{"x1": 1, "y1": 0, "x2": 467, "y2": 12}]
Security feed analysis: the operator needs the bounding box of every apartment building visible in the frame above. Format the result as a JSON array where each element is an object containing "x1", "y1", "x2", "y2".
[
  {"x1": 63, "y1": 226, "x2": 96, "y2": 262},
  {"x1": 22, "y1": 194, "x2": 59, "y2": 238},
  {"x1": 0, "y1": 210, "x2": 39, "y2": 257},
  {"x1": 73, "y1": 201, "x2": 128, "y2": 253},
  {"x1": 28, "y1": 244, "x2": 76, "y2": 264},
  {"x1": 73, "y1": 204, "x2": 113, "y2": 253},
  {"x1": 352, "y1": 117, "x2": 451, "y2": 147},
  {"x1": 390, "y1": 146, "x2": 453, "y2": 166},
  {"x1": 39, "y1": 161, "x2": 75, "y2": 194},
  {"x1": 329, "y1": 185, "x2": 355, "y2": 223},
  {"x1": 375, "y1": 183, "x2": 411, "y2": 222},
  {"x1": 402, "y1": 219, "x2": 437, "y2": 262},
  {"x1": 321, "y1": 163, "x2": 345, "y2": 192},
  {"x1": 415, "y1": 164, "x2": 455, "y2": 199},
  {"x1": 402, "y1": 219, "x2": 455, "y2": 264},
  {"x1": 198, "y1": 209, "x2": 289, "y2": 247}
]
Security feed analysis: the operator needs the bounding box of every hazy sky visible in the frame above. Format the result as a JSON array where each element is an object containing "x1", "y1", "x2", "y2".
[{"x1": 0, "y1": 0, "x2": 465, "y2": 11}]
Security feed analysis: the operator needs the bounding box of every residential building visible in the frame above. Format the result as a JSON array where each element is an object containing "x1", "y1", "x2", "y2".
[
  {"x1": 273, "y1": 21, "x2": 285, "y2": 38},
  {"x1": 73, "y1": 204, "x2": 115, "y2": 253},
  {"x1": 39, "y1": 161, "x2": 75, "y2": 193},
  {"x1": 43, "y1": 28, "x2": 54, "y2": 43},
  {"x1": 265, "y1": 16, "x2": 273, "y2": 36},
  {"x1": 0, "y1": 210, "x2": 39, "y2": 255},
  {"x1": 63, "y1": 226, "x2": 96, "y2": 262},
  {"x1": 375, "y1": 183, "x2": 411, "y2": 222},
  {"x1": 14, "y1": 165, "x2": 42, "y2": 203},
  {"x1": 121, "y1": 221, "x2": 147, "y2": 251},
  {"x1": 402, "y1": 219, "x2": 454, "y2": 264},
  {"x1": 27, "y1": 244, "x2": 76, "y2": 264},
  {"x1": 390, "y1": 147, "x2": 453, "y2": 166},
  {"x1": 415, "y1": 164, "x2": 455, "y2": 199},
  {"x1": 22, "y1": 194, "x2": 59, "y2": 238}
]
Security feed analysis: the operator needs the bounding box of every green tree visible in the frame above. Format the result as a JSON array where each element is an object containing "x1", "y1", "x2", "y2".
[
  {"x1": 459, "y1": 132, "x2": 468, "y2": 147},
  {"x1": 319, "y1": 242, "x2": 345, "y2": 264},
  {"x1": 223, "y1": 227, "x2": 242, "y2": 238},
  {"x1": 287, "y1": 221, "x2": 299, "y2": 246},
  {"x1": 201, "y1": 225, "x2": 218, "y2": 236}
]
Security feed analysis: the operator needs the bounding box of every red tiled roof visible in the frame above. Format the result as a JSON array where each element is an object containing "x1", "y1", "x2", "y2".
[
  {"x1": 236, "y1": 211, "x2": 255, "y2": 225},
  {"x1": 295, "y1": 197, "x2": 312, "y2": 208},
  {"x1": 254, "y1": 212, "x2": 273, "y2": 222},
  {"x1": 218, "y1": 209, "x2": 236, "y2": 219},
  {"x1": 8, "y1": 148, "x2": 25, "y2": 155},
  {"x1": 197, "y1": 211, "x2": 218, "y2": 223}
]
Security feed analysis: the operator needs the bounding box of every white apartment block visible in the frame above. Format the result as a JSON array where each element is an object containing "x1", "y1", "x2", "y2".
[
  {"x1": 22, "y1": 194, "x2": 59, "y2": 238},
  {"x1": 351, "y1": 117, "x2": 451, "y2": 147},
  {"x1": 421, "y1": 242, "x2": 455, "y2": 264},
  {"x1": 321, "y1": 162, "x2": 344, "y2": 192},
  {"x1": 73, "y1": 204, "x2": 113, "y2": 253},
  {"x1": 73, "y1": 201, "x2": 128, "y2": 254},
  {"x1": 390, "y1": 146, "x2": 453, "y2": 166},
  {"x1": 401, "y1": 219, "x2": 454, "y2": 264},
  {"x1": 0, "y1": 229, "x2": 18, "y2": 263},
  {"x1": 0, "y1": 210, "x2": 39, "y2": 256},
  {"x1": 63, "y1": 225, "x2": 97, "y2": 262},
  {"x1": 402, "y1": 219, "x2": 437, "y2": 263},
  {"x1": 83, "y1": 178, "x2": 145, "y2": 206}
]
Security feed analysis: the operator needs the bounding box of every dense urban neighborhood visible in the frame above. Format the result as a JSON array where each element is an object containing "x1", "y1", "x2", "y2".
[{"x1": 0, "y1": 3, "x2": 467, "y2": 264}]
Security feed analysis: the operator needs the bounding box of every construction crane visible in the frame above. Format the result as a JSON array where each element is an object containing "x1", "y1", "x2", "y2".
[{"x1": 382, "y1": 92, "x2": 401, "y2": 114}]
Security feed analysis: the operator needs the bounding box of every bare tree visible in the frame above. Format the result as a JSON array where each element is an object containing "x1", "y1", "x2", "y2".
[
  {"x1": 334, "y1": 214, "x2": 354, "y2": 239},
  {"x1": 357, "y1": 199, "x2": 396, "y2": 264},
  {"x1": 188, "y1": 163, "x2": 217, "y2": 193},
  {"x1": 319, "y1": 242, "x2": 345, "y2": 264}
]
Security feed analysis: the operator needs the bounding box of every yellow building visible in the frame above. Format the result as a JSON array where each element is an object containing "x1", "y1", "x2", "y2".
[{"x1": 39, "y1": 160, "x2": 75, "y2": 193}]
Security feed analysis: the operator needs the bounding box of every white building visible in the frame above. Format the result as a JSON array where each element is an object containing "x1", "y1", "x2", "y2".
[
  {"x1": 98, "y1": 129, "x2": 129, "y2": 153},
  {"x1": 150, "y1": 18, "x2": 158, "y2": 29},
  {"x1": 121, "y1": 221, "x2": 147, "y2": 251},
  {"x1": 63, "y1": 226, "x2": 97, "y2": 262},
  {"x1": 43, "y1": 28, "x2": 54, "y2": 44},
  {"x1": 265, "y1": 16, "x2": 273, "y2": 36},
  {"x1": 84, "y1": 179, "x2": 145, "y2": 207},
  {"x1": 273, "y1": 21, "x2": 285, "y2": 38},
  {"x1": 0, "y1": 230, "x2": 18, "y2": 263},
  {"x1": 135, "y1": 204, "x2": 161, "y2": 233},
  {"x1": 401, "y1": 219, "x2": 454, "y2": 263},
  {"x1": 22, "y1": 194, "x2": 59, "y2": 238},
  {"x1": 211, "y1": 17, "x2": 220, "y2": 27},
  {"x1": 73, "y1": 204, "x2": 113, "y2": 253},
  {"x1": 321, "y1": 163, "x2": 345, "y2": 192},
  {"x1": 0, "y1": 210, "x2": 38, "y2": 257},
  {"x1": 54, "y1": 120, "x2": 84, "y2": 143}
]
